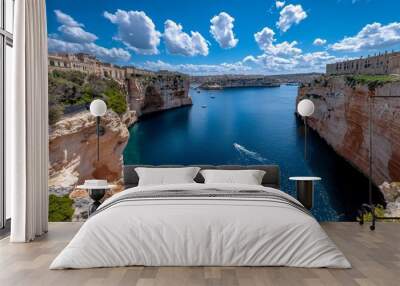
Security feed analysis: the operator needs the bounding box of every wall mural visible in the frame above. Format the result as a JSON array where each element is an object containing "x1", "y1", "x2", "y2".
[{"x1": 47, "y1": 0, "x2": 400, "y2": 222}]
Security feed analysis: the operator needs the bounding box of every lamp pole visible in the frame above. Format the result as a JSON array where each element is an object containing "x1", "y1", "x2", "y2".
[
  {"x1": 90, "y1": 99, "x2": 107, "y2": 162},
  {"x1": 96, "y1": 116, "x2": 100, "y2": 161},
  {"x1": 304, "y1": 117, "x2": 308, "y2": 161},
  {"x1": 368, "y1": 96, "x2": 373, "y2": 210}
]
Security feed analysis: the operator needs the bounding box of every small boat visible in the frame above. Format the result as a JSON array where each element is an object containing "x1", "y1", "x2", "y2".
[
  {"x1": 201, "y1": 105, "x2": 207, "y2": 108},
  {"x1": 197, "y1": 90, "x2": 201, "y2": 93},
  {"x1": 210, "y1": 96, "x2": 216, "y2": 99}
]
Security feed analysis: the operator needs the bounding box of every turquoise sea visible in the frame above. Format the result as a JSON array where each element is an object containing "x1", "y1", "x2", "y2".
[{"x1": 123, "y1": 85, "x2": 383, "y2": 221}]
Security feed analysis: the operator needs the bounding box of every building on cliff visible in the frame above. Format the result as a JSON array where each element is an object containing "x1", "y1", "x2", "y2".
[
  {"x1": 48, "y1": 53, "x2": 191, "y2": 118},
  {"x1": 48, "y1": 53, "x2": 154, "y2": 83},
  {"x1": 326, "y1": 51, "x2": 400, "y2": 75}
]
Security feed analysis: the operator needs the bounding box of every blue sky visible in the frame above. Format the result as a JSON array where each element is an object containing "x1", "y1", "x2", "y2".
[{"x1": 47, "y1": 0, "x2": 400, "y2": 75}]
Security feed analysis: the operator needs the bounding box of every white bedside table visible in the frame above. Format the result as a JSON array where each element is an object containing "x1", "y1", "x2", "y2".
[
  {"x1": 289, "y1": 177, "x2": 321, "y2": 210},
  {"x1": 77, "y1": 183, "x2": 118, "y2": 215}
]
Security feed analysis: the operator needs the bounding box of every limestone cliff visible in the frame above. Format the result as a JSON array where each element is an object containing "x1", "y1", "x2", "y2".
[
  {"x1": 379, "y1": 182, "x2": 400, "y2": 217},
  {"x1": 48, "y1": 69, "x2": 192, "y2": 221},
  {"x1": 126, "y1": 72, "x2": 192, "y2": 116},
  {"x1": 298, "y1": 75, "x2": 400, "y2": 186},
  {"x1": 49, "y1": 110, "x2": 137, "y2": 220}
]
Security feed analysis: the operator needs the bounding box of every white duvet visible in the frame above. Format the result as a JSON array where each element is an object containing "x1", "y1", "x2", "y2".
[{"x1": 50, "y1": 183, "x2": 351, "y2": 269}]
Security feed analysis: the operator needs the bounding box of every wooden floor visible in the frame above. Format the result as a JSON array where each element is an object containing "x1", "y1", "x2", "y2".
[{"x1": 0, "y1": 222, "x2": 399, "y2": 286}]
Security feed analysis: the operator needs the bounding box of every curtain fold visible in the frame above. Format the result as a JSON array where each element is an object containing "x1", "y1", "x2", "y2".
[{"x1": 10, "y1": 0, "x2": 49, "y2": 242}]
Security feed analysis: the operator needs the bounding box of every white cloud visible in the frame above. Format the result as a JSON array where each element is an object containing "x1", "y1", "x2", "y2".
[
  {"x1": 254, "y1": 27, "x2": 275, "y2": 51},
  {"x1": 313, "y1": 38, "x2": 327, "y2": 46},
  {"x1": 50, "y1": 10, "x2": 131, "y2": 63},
  {"x1": 163, "y1": 20, "x2": 209, "y2": 56},
  {"x1": 142, "y1": 60, "x2": 251, "y2": 75},
  {"x1": 254, "y1": 27, "x2": 302, "y2": 57},
  {"x1": 83, "y1": 43, "x2": 131, "y2": 63},
  {"x1": 331, "y1": 22, "x2": 400, "y2": 52},
  {"x1": 243, "y1": 54, "x2": 295, "y2": 72},
  {"x1": 48, "y1": 38, "x2": 131, "y2": 63},
  {"x1": 54, "y1": 10, "x2": 97, "y2": 43},
  {"x1": 210, "y1": 12, "x2": 239, "y2": 49},
  {"x1": 54, "y1": 10, "x2": 82, "y2": 27},
  {"x1": 269, "y1": 41, "x2": 302, "y2": 56},
  {"x1": 142, "y1": 48, "x2": 345, "y2": 75},
  {"x1": 294, "y1": 51, "x2": 341, "y2": 70},
  {"x1": 57, "y1": 25, "x2": 98, "y2": 43},
  {"x1": 104, "y1": 10, "x2": 161, "y2": 55},
  {"x1": 275, "y1": 1, "x2": 285, "y2": 9},
  {"x1": 249, "y1": 26, "x2": 346, "y2": 73},
  {"x1": 277, "y1": 4, "x2": 307, "y2": 32},
  {"x1": 242, "y1": 51, "x2": 345, "y2": 73}
]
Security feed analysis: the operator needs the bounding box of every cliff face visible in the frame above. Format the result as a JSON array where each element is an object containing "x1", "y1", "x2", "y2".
[
  {"x1": 298, "y1": 75, "x2": 400, "y2": 186},
  {"x1": 126, "y1": 72, "x2": 192, "y2": 115},
  {"x1": 49, "y1": 70, "x2": 192, "y2": 221},
  {"x1": 49, "y1": 110, "x2": 137, "y2": 220}
]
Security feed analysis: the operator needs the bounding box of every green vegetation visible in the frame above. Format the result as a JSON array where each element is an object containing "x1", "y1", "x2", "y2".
[
  {"x1": 48, "y1": 194, "x2": 74, "y2": 222},
  {"x1": 105, "y1": 87, "x2": 127, "y2": 115},
  {"x1": 358, "y1": 204, "x2": 400, "y2": 223},
  {"x1": 345, "y1": 74, "x2": 400, "y2": 91},
  {"x1": 48, "y1": 70, "x2": 128, "y2": 124},
  {"x1": 48, "y1": 102, "x2": 64, "y2": 125},
  {"x1": 356, "y1": 204, "x2": 386, "y2": 223},
  {"x1": 51, "y1": 69, "x2": 86, "y2": 86}
]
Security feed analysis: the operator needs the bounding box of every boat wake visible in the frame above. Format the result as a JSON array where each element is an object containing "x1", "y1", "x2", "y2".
[{"x1": 233, "y1": 143, "x2": 269, "y2": 163}]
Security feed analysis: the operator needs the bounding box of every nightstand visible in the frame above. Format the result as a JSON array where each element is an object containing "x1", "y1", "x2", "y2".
[
  {"x1": 77, "y1": 183, "x2": 117, "y2": 215},
  {"x1": 289, "y1": 177, "x2": 321, "y2": 210}
]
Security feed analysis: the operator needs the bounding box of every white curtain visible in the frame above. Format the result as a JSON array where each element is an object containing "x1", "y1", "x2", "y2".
[{"x1": 10, "y1": 0, "x2": 49, "y2": 242}]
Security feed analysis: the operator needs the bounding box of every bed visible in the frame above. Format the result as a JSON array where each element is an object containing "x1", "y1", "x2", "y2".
[{"x1": 50, "y1": 165, "x2": 351, "y2": 269}]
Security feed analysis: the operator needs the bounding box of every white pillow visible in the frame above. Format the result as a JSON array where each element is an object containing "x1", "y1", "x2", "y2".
[
  {"x1": 135, "y1": 167, "x2": 200, "y2": 186},
  {"x1": 200, "y1": 169, "x2": 266, "y2": 185}
]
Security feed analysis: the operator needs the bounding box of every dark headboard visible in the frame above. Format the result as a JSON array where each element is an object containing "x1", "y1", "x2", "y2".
[{"x1": 123, "y1": 165, "x2": 281, "y2": 189}]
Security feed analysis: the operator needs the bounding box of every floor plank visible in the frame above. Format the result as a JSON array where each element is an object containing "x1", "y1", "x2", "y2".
[{"x1": 0, "y1": 222, "x2": 399, "y2": 286}]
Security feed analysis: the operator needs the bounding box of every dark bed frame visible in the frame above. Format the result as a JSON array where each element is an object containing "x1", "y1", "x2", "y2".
[{"x1": 123, "y1": 165, "x2": 281, "y2": 189}]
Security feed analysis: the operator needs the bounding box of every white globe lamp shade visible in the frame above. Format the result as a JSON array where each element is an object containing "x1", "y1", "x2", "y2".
[
  {"x1": 297, "y1": 99, "x2": 315, "y2": 117},
  {"x1": 90, "y1": 99, "x2": 107, "y2": 117}
]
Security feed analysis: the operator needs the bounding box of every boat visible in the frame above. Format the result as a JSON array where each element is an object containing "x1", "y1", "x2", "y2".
[{"x1": 201, "y1": 105, "x2": 207, "y2": 108}]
